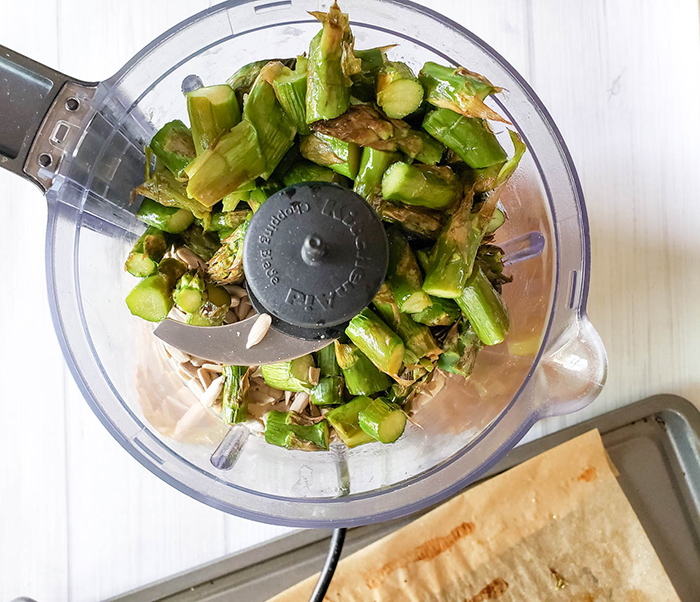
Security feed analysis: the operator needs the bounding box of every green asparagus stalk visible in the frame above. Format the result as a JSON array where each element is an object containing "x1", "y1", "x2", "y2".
[
  {"x1": 419, "y1": 61, "x2": 507, "y2": 123},
  {"x1": 149, "y1": 120, "x2": 195, "y2": 177},
  {"x1": 358, "y1": 397, "x2": 406, "y2": 443},
  {"x1": 265, "y1": 411, "x2": 330, "y2": 451},
  {"x1": 222, "y1": 365, "x2": 249, "y2": 423},
  {"x1": 353, "y1": 146, "x2": 399, "y2": 210},
  {"x1": 422, "y1": 108, "x2": 507, "y2": 169},
  {"x1": 206, "y1": 212, "x2": 252, "y2": 285},
  {"x1": 477, "y1": 244, "x2": 512, "y2": 291},
  {"x1": 381, "y1": 162, "x2": 460, "y2": 210},
  {"x1": 186, "y1": 284, "x2": 231, "y2": 327},
  {"x1": 206, "y1": 210, "x2": 250, "y2": 234},
  {"x1": 405, "y1": 130, "x2": 445, "y2": 165},
  {"x1": 311, "y1": 376, "x2": 345, "y2": 406},
  {"x1": 306, "y1": 2, "x2": 361, "y2": 123},
  {"x1": 325, "y1": 395, "x2": 375, "y2": 447},
  {"x1": 247, "y1": 181, "x2": 283, "y2": 212},
  {"x1": 181, "y1": 225, "x2": 220, "y2": 261},
  {"x1": 345, "y1": 308, "x2": 405, "y2": 376},
  {"x1": 317, "y1": 343, "x2": 342, "y2": 377},
  {"x1": 226, "y1": 58, "x2": 295, "y2": 103},
  {"x1": 437, "y1": 321, "x2": 482, "y2": 377},
  {"x1": 261, "y1": 355, "x2": 316, "y2": 392},
  {"x1": 174, "y1": 271, "x2": 207, "y2": 314},
  {"x1": 455, "y1": 265, "x2": 510, "y2": 345},
  {"x1": 124, "y1": 227, "x2": 168, "y2": 278},
  {"x1": 136, "y1": 198, "x2": 194, "y2": 234},
  {"x1": 282, "y1": 159, "x2": 345, "y2": 187},
  {"x1": 415, "y1": 248, "x2": 430, "y2": 272},
  {"x1": 270, "y1": 56, "x2": 310, "y2": 135},
  {"x1": 134, "y1": 167, "x2": 211, "y2": 220},
  {"x1": 470, "y1": 163, "x2": 505, "y2": 193},
  {"x1": 484, "y1": 207, "x2": 506, "y2": 235},
  {"x1": 410, "y1": 295, "x2": 461, "y2": 327},
  {"x1": 385, "y1": 227, "x2": 432, "y2": 313},
  {"x1": 187, "y1": 85, "x2": 241, "y2": 156},
  {"x1": 377, "y1": 61, "x2": 424, "y2": 119},
  {"x1": 380, "y1": 203, "x2": 446, "y2": 240},
  {"x1": 299, "y1": 132, "x2": 361, "y2": 179},
  {"x1": 351, "y1": 46, "x2": 389, "y2": 101},
  {"x1": 334, "y1": 341, "x2": 392, "y2": 395},
  {"x1": 125, "y1": 258, "x2": 187, "y2": 322}
]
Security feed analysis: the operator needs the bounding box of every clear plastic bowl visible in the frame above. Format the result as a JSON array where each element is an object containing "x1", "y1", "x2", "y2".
[{"x1": 45, "y1": 0, "x2": 607, "y2": 527}]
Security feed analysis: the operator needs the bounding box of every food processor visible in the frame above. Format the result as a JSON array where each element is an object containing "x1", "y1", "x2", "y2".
[{"x1": 0, "y1": 0, "x2": 607, "y2": 529}]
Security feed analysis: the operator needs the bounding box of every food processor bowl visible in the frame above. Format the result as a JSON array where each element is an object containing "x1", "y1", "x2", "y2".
[{"x1": 2, "y1": 0, "x2": 607, "y2": 527}]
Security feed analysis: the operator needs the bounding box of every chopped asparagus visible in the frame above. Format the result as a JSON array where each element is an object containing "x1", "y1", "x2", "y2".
[
  {"x1": 358, "y1": 397, "x2": 406, "y2": 443},
  {"x1": 437, "y1": 321, "x2": 482, "y2": 377},
  {"x1": 222, "y1": 365, "x2": 249, "y2": 424},
  {"x1": 419, "y1": 61, "x2": 507, "y2": 123},
  {"x1": 317, "y1": 343, "x2": 342, "y2": 377},
  {"x1": 410, "y1": 295, "x2": 461, "y2": 327},
  {"x1": 477, "y1": 243, "x2": 512, "y2": 291},
  {"x1": 271, "y1": 56, "x2": 310, "y2": 135},
  {"x1": 261, "y1": 355, "x2": 316, "y2": 392},
  {"x1": 406, "y1": 130, "x2": 445, "y2": 165},
  {"x1": 380, "y1": 203, "x2": 446, "y2": 240},
  {"x1": 134, "y1": 167, "x2": 211, "y2": 220},
  {"x1": 455, "y1": 265, "x2": 510, "y2": 345},
  {"x1": 386, "y1": 227, "x2": 432, "y2": 313},
  {"x1": 248, "y1": 181, "x2": 283, "y2": 212},
  {"x1": 181, "y1": 225, "x2": 220, "y2": 261},
  {"x1": 226, "y1": 58, "x2": 295, "y2": 103},
  {"x1": 124, "y1": 227, "x2": 168, "y2": 278},
  {"x1": 325, "y1": 395, "x2": 375, "y2": 447},
  {"x1": 376, "y1": 61, "x2": 424, "y2": 119},
  {"x1": 300, "y1": 132, "x2": 361, "y2": 179},
  {"x1": 187, "y1": 85, "x2": 241, "y2": 156},
  {"x1": 484, "y1": 206, "x2": 506, "y2": 235},
  {"x1": 207, "y1": 212, "x2": 251, "y2": 285},
  {"x1": 351, "y1": 46, "x2": 388, "y2": 101},
  {"x1": 334, "y1": 341, "x2": 392, "y2": 395},
  {"x1": 125, "y1": 258, "x2": 186, "y2": 322},
  {"x1": 471, "y1": 162, "x2": 506, "y2": 193},
  {"x1": 345, "y1": 308, "x2": 405, "y2": 376},
  {"x1": 186, "y1": 291, "x2": 229, "y2": 327},
  {"x1": 311, "y1": 376, "x2": 345, "y2": 406},
  {"x1": 174, "y1": 271, "x2": 207, "y2": 314},
  {"x1": 283, "y1": 159, "x2": 345, "y2": 186},
  {"x1": 382, "y1": 162, "x2": 460, "y2": 210},
  {"x1": 265, "y1": 411, "x2": 330, "y2": 451},
  {"x1": 353, "y1": 146, "x2": 399, "y2": 210},
  {"x1": 149, "y1": 120, "x2": 195, "y2": 177},
  {"x1": 206, "y1": 210, "x2": 250, "y2": 234},
  {"x1": 136, "y1": 198, "x2": 194, "y2": 234}
]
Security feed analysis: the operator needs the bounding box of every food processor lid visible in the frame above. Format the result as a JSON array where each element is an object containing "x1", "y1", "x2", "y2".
[{"x1": 244, "y1": 183, "x2": 389, "y2": 340}]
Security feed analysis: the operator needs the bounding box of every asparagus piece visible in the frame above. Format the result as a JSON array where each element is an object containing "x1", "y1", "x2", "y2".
[
  {"x1": 358, "y1": 397, "x2": 406, "y2": 443},
  {"x1": 207, "y1": 212, "x2": 252, "y2": 285},
  {"x1": 136, "y1": 198, "x2": 194, "y2": 234},
  {"x1": 206, "y1": 210, "x2": 250, "y2": 234},
  {"x1": 265, "y1": 411, "x2": 330, "y2": 451},
  {"x1": 226, "y1": 58, "x2": 295, "y2": 103},
  {"x1": 174, "y1": 271, "x2": 207, "y2": 314},
  {"x1": 334, "y1": 341, "x2": 392, "y2": 395},
  {"x1": 422, "y1": 108, "x2": 507, "y2": 169},
  {"x1": 181, "y1": 225, "x2": 220, "y2": 261},
  {"x1": 317, "y1": 343, "x2": 342, "y2": 377},
  {"x1": 377, "y1": 61, "x2": 424, "y2": 119},
  {"x1": 221, "y1": 365, "x2": 249, "y2": 424},
  {"x1": 381, "y1": 162, "x2": 460, "y2": 210},
  {"x1": 261, "y1": 355, "x2": 316, "y2": 392},
  {"x1": 271, "y1": 56, "x2": 310, "y2": 135},
  {"x1": 353, "y1": 147, "x2": 399, "y2": 210},
  {"x1": 149, "y1": 120, "x2": 195, "y2": 177},
  {"x1": 325, "y1": 395, "x2": 376, "y2": 448},
  {"x1": 386, "y1": 227, "x2": 432, "y2": 313},
  {"x1": 125, "y1": 258, "x2": 186, "y2": 322},
  {"x1": 373, "y1": 284, "x2": 441, "y2": 365},
  {"x1": 311, "y1": 376, "x2": 345, "y2": 406},
  {"x1": 484, "y1": 206, "x2": 506, "y2": 235},
  {"x1": 410, "y1": 295, "x2": 461, "y2": 327},
  {"x1": 345, "y1": 308, "x2": 405, "y2": 376},
  {"x1": 282, "y1": 159, "x2": 345, "y2": 187},
  {"x1": 299, "y1": 132, "x2": 361, "y2": 179},
  {"x1": 134, "y1": 167, "x2": 211, "y2": 220},
  {"x1": 187, "y1": 85, "x2": 241, "y2": 156},
  {"x1": 248, "y1": 181, "x2": 283, "y2": 212},
  {"x1": 419, "y1": 62, "x2": 507, "y2": 123},
  {"x1": 351, "y1": 46, "x2": 388, "y2": 101},
  {"x1": 455, "y1": 265, "x2": 509, "y2": 345},
  {"x1": 186, "y1": 284, "x2": 231, "y2": 327},
  {"x1": 437, "y1": 321, "x2": 482, "y2": 377},
  {"x1": 306, "y1": 2, "x2": 361, "y2": 123},
  {"x1": 124, "y1": 227, "x2": 168, "y2": 278},
  {"x1": 470, "y1": 163, "x2": 506, "y2": 193},
  {"x1": 406, "y1": 130, "x2": 445, "y2": 165},
  {"x1": 477, "y1": 244, "x2": 512, "y2": 291},
  {"x1": 380, "y1": 203, "x2": 446, "y2": 240}
]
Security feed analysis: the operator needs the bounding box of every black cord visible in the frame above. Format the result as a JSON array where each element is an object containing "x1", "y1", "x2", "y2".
[{"x1": 309, "y1": 527, "x2": 346, "y2": 602}]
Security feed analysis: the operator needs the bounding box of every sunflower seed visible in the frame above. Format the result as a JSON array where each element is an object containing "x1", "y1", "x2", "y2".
[
  {"x1": 290, "y1": 391, "x2": 310, "y2": 414},
  {"x1": 197, "y1": 367, "x2": 212, "y2": 389},
  {"x1": 202, "y1": 363, "x2": 224, "y2": 373},
  {"x1": 225, "y1": 310, "x2": 239, "y2": 324},
  {"x1": 244, "y1": 307, "x2": 257, "y2": 320},
  {"x1": 284, "y1": 390, "x2": 293, "y2": 404},
  {"x1": 227, "y1": 285, "x2": 248, "y2": 299},
  {"x1": 186, "y1": 378, "x2": 205, "y2": 397},
  {"x1": 200, "y1": 375, "x2": 224, "y2": 407},
  {"x1": 246, "y1": 313, "x2": 272, "y2": 349},
  {"x1": 176, "y1": 247, "x2": 205, "y2": 270},
  {"x1": 308, "y1": 367, "x2": 321, "y2": 386},
  {"x1": 229, "y1": 296, "x2": 241, "y2": 309},
  {"x1": 163, "y1": 342, "x2": 190, "y2": 364},
  {"x1": 176, "y1": 364, "x2": 194, "y2": 382},
  {"x1": 236, "y1": 299, "x2": 252, "y2": 320}
]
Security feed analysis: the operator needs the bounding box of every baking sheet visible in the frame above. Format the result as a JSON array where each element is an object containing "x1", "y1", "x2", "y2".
[{"x1": 113, "y1": 394, "x2": 700, "y2": 602}]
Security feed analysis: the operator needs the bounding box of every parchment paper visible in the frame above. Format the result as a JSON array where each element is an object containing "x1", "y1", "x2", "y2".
[{"x1": 270, "y1": 430, "x2": 680, "y2": 601}]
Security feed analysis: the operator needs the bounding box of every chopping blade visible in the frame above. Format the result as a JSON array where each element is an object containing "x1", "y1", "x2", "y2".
[{"x1": 154, "y1": 316, "x2": 333, "y2": 365}]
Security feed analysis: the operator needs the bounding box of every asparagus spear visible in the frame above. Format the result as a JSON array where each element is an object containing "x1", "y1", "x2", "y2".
[
  {"x1": 317, "y1": 343, "x2": 342, "y2": 377},
  {"x1": 386, "y1": 227, "x2": 432, "y2": 313},
  {"x1": 174, "y1": 271, "x2": 207, "y2": 314},
  {"x1": 353, "y1": 146, "x2": 399, "y2": 210},
  {"x1": 282, "y1": 159, "x2": 345, "y2": 187},
  {"x1": 222, "y1": 365, "x2": 249, "y2": 424},
  {"x1": 134, "y1": 167, "x2": 211, "y2": 220},
  {"x1": 270, "y1": 56, "x2": 310, "y2": 135},
  {"x1": 380, "y1": 203, "x2": 446, "y2": 240},
  {"x1": 311, "y1": 376, "x2": 345, "y2": 406},
  {"x1": 136, "y1": 198, "x2": 194, "y2": 234},
  {"x1": 226, "y1": 58, "x2": 295, "y2": 104},
  {"x1": 405, "y1": 130, "x2": 445, "y2": 165},
  {"x1": 149, "y1": 120, "x2": 195, "y2": 177},
  {"x1": 261, "y1": 355, "x2": 316, "y2": 392},
  {"x1": 265, "y1": 411, "x2": 330, "y2": 451},
  {"x1": 186, "y1": 284, "x2": 231, "y2": 327},
  {"x1": 351, "y1": 46, "x2": 389, "y2": 101},
  {"x1": 187, "y1": 85, "x2": 241, "y2": 156},
  {"x1": 299, "y1": 132, "x2": 361, "y2": 179},
  {"x1": 422, "y1": 108, "x2": 507, "y2": 169},
  {"x1": 437, "y1": 321, "x2": 482, "y2": 377},
  {"x1": 477, "y1": 243, "x2": 512, "y2": 291},
  {"x1": 358, "y1": 397, "x2": 406, "y2": 443},
  {"x1": 207, "y1": 212, "x2": 252, "y2": 285},
  {"x1": 125, "y1": 258, "x2": 187, "y2": 322},
  {"x1": 484, "y1": 206, "x2": 506, "y2": 235},
  {"x1": 455, "y1": 265, "x2": 510, "y2": 345},
  {"x1": 247, "y1": 181, "x2": 283, "y2": 212},
  {"x1": 419, "y1": 62, "x2": 507, "y2": 123},
  {"x1": 410, "y1": 295, "x2": 461, "y2": 327},
  {"x1": 325, "y1": 395, "x2": 376, "y2": 447},
  {"x1": 181, "y1": 224, "x2": 220, "y2": 261},
  {"x1": 206, "y1": 210, "x2": 250, "y2": 234},
  {"x1": 377, "y1": 61, "x2": 424, "y2": 119},
  {"x1": 381, "y1": 162, "x2": 460, "y2": 210},
  {"x1": 334, "y1": 341, "x2": 392, "y2": 395},
  {"x1": 345, "y1": 308, "x2": 405, "y2": 376},
  {"x1": 306, "y1": 2, "x2": 361, "y2": 123},
  {"x1": 124, "y1": 227, "x2": 168, "y2": 278}
]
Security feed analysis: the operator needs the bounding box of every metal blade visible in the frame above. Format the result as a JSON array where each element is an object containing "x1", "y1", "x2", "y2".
[{"x1": 153, "y1": 317, "x2": 334, "y2": 365}]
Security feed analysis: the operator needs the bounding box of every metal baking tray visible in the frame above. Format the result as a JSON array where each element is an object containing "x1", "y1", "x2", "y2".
[{"x1": 114, "y1": 394, "x2": 700, "y2": 602}]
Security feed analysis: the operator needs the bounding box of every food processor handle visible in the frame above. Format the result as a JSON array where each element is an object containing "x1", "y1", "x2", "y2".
[{"x1": 0, "y1": 45, "x2": 95, "y2": 192}]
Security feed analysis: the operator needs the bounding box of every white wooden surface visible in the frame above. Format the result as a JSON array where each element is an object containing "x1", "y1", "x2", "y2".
[{"x1": 1, "y1": 0, "x2": 700, "y2": 599}]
